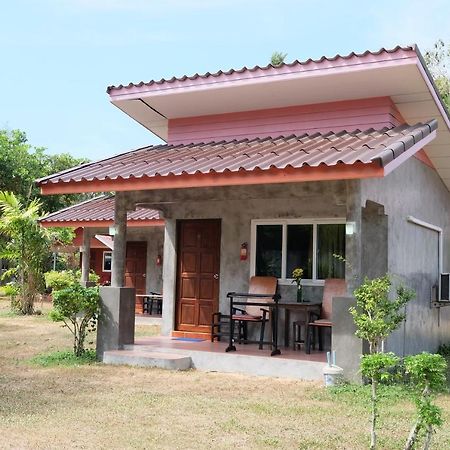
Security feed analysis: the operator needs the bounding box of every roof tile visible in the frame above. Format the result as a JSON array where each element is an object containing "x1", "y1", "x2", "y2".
[{"x1": 37, "y1": 120, "x2": 438, "y2": 187}]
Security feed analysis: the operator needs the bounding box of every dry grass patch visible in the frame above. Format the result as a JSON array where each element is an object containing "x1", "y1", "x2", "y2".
[{"x1": 1, "y1": 298, "x2": 450, "y2": 449}]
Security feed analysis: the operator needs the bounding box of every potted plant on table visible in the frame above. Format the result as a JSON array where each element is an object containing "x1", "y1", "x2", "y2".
[{"x1": 292, "y1": 267, "x2": 304, "y2": 302}]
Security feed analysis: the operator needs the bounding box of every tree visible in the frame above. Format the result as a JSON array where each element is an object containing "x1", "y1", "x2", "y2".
[
  {"x1": 50, "y1": 284, "x2": 100, "y2": 356},
  {"x1": 270, "y1": 51, "x2": 287, "y2": 66},
  {"x1": 0, "y1": 128, "x2": 89, "y2": 213},
  {"x1": 0, "y1": 191, "x2": 51, "y2": 314},
  {"x1": 350, "y1": 275, "x2": 414, "y2": 449},
  {"x1": 424, "y1": 39, "x2": 450, "y2": 110},
  {"x1": 404, "y1": 353, "x2": 447, "y2": 450}
]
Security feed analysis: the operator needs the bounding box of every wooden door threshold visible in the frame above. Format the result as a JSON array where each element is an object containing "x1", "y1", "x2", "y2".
[{"x1": 172, "y1": 330, "x2": 211, "y2": 339}]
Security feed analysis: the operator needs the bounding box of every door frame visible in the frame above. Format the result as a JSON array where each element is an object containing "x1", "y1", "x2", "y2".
[{"x1": 174, "y1": 219, "x2": 221, "y2": 334}]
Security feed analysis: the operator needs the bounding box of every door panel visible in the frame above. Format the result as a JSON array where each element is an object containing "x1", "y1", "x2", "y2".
[
  {"x1": 176, "y1": 220, "x2": 221, "y2": 333},
  {"x1": 124, "y1": 241, "x2": 147, "y2": 314}
]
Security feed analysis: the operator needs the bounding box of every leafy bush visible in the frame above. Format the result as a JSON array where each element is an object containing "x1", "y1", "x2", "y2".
[
  {"x1": 74, "y1": 269, "x2": 100, "y2": 285},
  {"x1": 404, "y1": 353, "x2": 447, "y2": 450},
  {"x1": 44, "y1": 270, "x2": 76, "y2": 292},
  {"x1": 50, "y1": 284, "x2": 100, "y2": 356}
]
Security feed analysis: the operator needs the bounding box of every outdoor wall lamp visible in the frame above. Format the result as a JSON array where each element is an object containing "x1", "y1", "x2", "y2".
[
  {"x1": 108, "y1": 226, "x2": 116, "y2": 236},
  {"x1": 345, "y1": 222, "x2": 356, "y2": 235}
]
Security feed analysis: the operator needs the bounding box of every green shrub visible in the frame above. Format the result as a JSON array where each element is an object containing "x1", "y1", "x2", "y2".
[
  {"x1": 74, "y1": 269, "x2": 100, "y2": 285},
  {"x1": 50, "y1": 284, "x2": 100, "y2": 356},
  {"x1": 404, "y1": 353, "x2": 447, "y2": 449},
  {"x1": 44, "y1": 270, "x2": 76, "y2": 292}
]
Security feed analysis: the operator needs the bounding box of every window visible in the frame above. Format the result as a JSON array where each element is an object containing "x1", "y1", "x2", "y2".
[
  {"x1": 251, "y1": 220, "x2": 345, "y2": 282},
  {"x1": 103, "y1": 251, "x2": 112, "y2": 272}
]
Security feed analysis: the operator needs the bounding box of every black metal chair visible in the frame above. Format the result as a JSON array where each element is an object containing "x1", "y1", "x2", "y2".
[
  {"x1": 143, "y1": 292, "x2": 163, "y2": 315},
  {"x1": 211, "y1": 276, "x2": 277, "y2": 349}
]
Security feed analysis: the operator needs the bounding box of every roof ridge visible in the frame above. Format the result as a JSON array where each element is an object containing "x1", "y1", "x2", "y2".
[{"x1": 107, "y1": 45, "x2": 416, "y2": 93}]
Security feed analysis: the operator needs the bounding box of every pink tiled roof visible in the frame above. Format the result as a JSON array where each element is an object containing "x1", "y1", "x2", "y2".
[
  {"x1": 41, "y1": 195, "x2": 160, "y2": 224},
  {"x1": 107, "y1": 45, "x2": 415, "y2": 93},
  {"x1": 37, "y1": 120, "x2": 437, "y2": 187}
]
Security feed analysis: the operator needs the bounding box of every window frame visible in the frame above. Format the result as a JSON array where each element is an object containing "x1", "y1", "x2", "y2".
[
  {"x1": 102, "y1": 251, "x2": 113, "y2": 273},
  {"x1": 250, "y1": 218, "x2": 346, "y2": 286}
]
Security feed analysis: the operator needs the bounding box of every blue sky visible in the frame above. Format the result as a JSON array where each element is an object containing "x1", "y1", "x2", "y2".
[{"x1": 1, "y1": 0, "x2": 450, "y2": 160}]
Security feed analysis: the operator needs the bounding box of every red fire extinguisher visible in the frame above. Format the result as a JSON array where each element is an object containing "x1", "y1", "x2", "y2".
[
  {"x1": 240, "y1": 243, "x2": 248, "y2": 261},
  {"x1": 156, "y1": 254, "x2": 162, "y2": 266}
]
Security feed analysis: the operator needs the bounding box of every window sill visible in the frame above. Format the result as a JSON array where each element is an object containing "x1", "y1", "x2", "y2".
[{"x1": 277, "y1": 279, "x2": 325, "y2": 287}]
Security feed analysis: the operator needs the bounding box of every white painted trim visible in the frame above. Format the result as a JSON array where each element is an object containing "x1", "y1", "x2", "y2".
[
  {"x1": 102, "y1": 251, "x2": 113, "y2": 273},
  {"x1": 406, "y1": 216, "x2": 443, "y2": 299},
  {"x1": 250, "y1": 218, "x2": 346, "y2": 283}
]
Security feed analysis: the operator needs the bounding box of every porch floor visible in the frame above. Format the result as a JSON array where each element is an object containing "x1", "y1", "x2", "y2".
[{"x1": 108, "y1": 336, "x2": 328, "y2": 381}]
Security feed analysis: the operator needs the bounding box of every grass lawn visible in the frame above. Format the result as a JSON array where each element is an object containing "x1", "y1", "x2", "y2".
[{"x1": 1, "y1": 298, "x2": 450, "y2": 449}]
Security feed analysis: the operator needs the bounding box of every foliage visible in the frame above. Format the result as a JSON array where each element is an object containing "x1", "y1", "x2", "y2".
[
  {"x1": 74, "y1": 269, "x2": 100, "y2": 284},
  {"x1": 437, "y1": 342, "x2": 450, "y2": 358},
  {"x1": 30, "y1": 349, "x2": 97, "y2": 367},
  {"x1": 0, "y1": 129, "x2": 90, "y2": 213},
  {"x1": 351, "y1": 276, "x2": 414, "y2": 353},
  {"x1": 270, "y1": 51, "x2": 287, "y2": 66},
  {"x1": 0, "y1": 191, "x2": 51, "y2": 314},
  {"x1": 404, "y1": 353, "x2": 447, "y2": 450},
  {"x1": 350, "y1": 275, "x2": 414, "y2": 449},
  {"x1": 424, "y1": 39, "x2": 450, "y2": 110},
  {"x1": 360, "y1": 352, "x2": 400, "y2": 383},
  {"x1": 44, "y1": 270, "x2": 77, "y2": 292},
  {"x1": 50, "y1": 284, "x2": 100, "y2": 356}
]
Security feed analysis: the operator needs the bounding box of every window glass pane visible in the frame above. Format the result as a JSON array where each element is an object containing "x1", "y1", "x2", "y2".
[
  {"x1": 255, "y1": 225, "x2": 282, "y2": 278},
  {"x1": 317, "y1": 224, "x2": 345, "y2": 279},
  {"x1": 286, "y1": 225, "x2": 313, "y2": 279},
  {"x1": 103, "y1": 252, "x2": 112, "y2": 272}
]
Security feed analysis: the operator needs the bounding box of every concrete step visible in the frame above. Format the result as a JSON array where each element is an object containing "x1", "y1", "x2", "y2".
[{"x1": 103, "y1": 350, "x2": 192, "y2": 370}]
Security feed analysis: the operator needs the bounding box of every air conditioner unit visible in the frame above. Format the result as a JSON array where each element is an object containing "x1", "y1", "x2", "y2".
[{"x1": 440, "y1": 273, "x2": 450, "y2": 301}]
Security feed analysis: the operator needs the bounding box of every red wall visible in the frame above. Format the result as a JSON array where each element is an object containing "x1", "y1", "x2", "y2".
[{"x1": 168, "y1": 97, "x2": 403, "y2": 145}]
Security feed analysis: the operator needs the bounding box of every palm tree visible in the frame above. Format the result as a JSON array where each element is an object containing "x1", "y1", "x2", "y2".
[{"x1": 0, "y1": 191, "x2": 50, "y2": 314}]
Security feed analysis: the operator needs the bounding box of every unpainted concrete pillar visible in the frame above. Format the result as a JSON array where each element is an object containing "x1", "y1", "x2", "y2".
[
  {"x1": 345, "y1": 180, "x2": 363, "y2": 294},
  {"x1": 112, "y1": 192, "x2": 127, "y2": 288},
  {"x1": 332, "y1": 296, "x2": 364, "y2": 382},
  {"x1": 161, "y1": 219, "x2": 177, "y2": 336},
  {"x1": 96, "y1": 286, "x2": 135, "y2": 359},
  {"x1": 80, "y1": 227, "x2": 92, "y2": 286}
]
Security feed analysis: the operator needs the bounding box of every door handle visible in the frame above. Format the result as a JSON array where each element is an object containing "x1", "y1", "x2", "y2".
[{"x1": 213, "y1": 273, "x2": 219, "y2": 280}]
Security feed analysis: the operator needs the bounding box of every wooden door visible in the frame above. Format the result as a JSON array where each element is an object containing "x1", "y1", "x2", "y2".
[
  {"x1": 176, "y1": 220, "x2": 221, "y2": 333},
  {"x1": 124, "y1": 242, "x2": 147, "y2": 313}
]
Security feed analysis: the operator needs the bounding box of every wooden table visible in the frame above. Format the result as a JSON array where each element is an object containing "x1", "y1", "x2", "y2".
[
  {"x1": 136, "y1": 293, "x2": 163, "y2": 315},
  {"x1": 278, "y1": 302, "x2": 321, "y2": 348}
]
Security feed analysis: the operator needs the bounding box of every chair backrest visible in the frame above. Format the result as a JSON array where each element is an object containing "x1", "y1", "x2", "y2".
[
  {"x1": 245, "y1": 276, "x2": 278, "y2": 317},
  {"x1": 321, "y1": 278, "x2": 347, "y2": 320}
]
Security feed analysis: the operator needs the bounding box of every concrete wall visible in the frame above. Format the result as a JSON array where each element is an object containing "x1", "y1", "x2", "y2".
[{"x1": 362, "y1": 157, "x2": 450, "y2": 355}]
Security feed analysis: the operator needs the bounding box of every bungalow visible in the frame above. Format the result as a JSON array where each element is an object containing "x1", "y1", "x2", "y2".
[
  {"x1": 37, "y1": 45, "x2": 450, "y2": 379},
  {"x1": 40, "y1": 195, "x2": 164, "y2": 312}
]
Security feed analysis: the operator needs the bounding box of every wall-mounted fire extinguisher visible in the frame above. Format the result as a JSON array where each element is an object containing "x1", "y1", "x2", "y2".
[
  {"x1": 156, "y1": 254, "x2": 162, "y2": 266},
  {"x1": 240, "y1": 243, "x2": 248, "y2": 261}
]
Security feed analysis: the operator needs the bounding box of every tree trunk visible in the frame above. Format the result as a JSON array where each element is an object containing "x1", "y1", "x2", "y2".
[
  {"x1": 422, "y1": 425, "x2": 433, "y2": 450},
  {"x1": 404, "y1": 420, "x2": 420, "y2": 450},
  {"x1": 370, "y1": 378, "x2": 377, "y2": 450}
]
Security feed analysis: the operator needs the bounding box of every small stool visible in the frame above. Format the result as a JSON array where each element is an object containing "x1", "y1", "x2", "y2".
[{"x1": 293, "y1": 320, "x2": 306, "y2": 350}]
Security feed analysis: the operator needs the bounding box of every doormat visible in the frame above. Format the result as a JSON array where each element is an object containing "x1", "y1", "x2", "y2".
[{"x1": 172, "y1": 337, "x2": 205, "y2": 342}]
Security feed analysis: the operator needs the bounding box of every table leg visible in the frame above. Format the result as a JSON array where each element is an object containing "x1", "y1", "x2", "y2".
[
  {"x1": 284, "y1": 308, "x2": 290, "y2": 347},
  {"x1": 225, "y1": 296, "x2": 236, "y2": 352},
  {"x1": 271, "y1": 301, "x2": 281, "y2": 356}
]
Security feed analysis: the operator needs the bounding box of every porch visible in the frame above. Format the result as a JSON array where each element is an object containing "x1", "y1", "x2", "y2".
[{"x1": 103, "y1": 335, "x2": 328, "y2": 381}]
